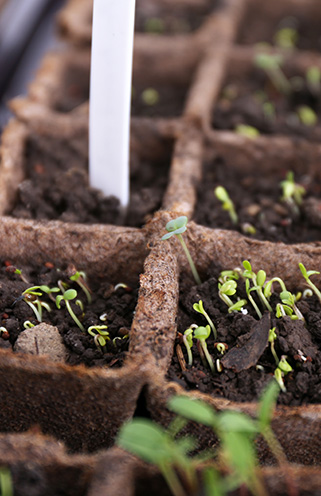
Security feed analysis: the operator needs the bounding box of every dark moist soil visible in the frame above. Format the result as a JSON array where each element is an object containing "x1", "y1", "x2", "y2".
[
  {"x1": 11, "y1": 133, "x2": 172, "y2": 227},
  {"x1": 167, "y1": 265, "x2": 321, "y2": 406},
  {"x1": 134, "y1": 0, "x2": 222, "y2": 34},
  {"x1": 194, "y1": 158, "x2": 321, "y2": 243},
  {"x1": 0, "y1": 260, "x2": 138, "y2": 368},
  {"x1": 237, "y1": 12, "x2": 321, "y2": 52},
  {"x1": 213, "y1": 69, "x2": 321, "y2": 142}
]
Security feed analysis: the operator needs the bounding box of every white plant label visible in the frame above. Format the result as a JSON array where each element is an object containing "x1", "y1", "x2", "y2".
[{"x1": 89, "y1": 0, "x2": 136, "y2": 207}]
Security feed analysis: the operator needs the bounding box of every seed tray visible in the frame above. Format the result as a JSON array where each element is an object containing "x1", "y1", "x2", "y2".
[{"x1": 1, "y1": 0, "x2": 321, "y2": 493}]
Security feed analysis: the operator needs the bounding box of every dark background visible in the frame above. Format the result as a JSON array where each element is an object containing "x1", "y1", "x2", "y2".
[{"x1": 0, "y1": 0, "x2": 65, "y2": 132}]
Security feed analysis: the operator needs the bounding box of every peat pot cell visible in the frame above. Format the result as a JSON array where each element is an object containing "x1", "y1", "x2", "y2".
[
  {"x1": 194, "y1": 145, "x2": 321, "y2": 244},
  {"x1": 8, "y1": 125, "x2": 173, "y2": 227},
  {"x1": 168, "y1": 262, "x2": 321, "y2": 406},
  {"x1": 0, "y1": 260, "x2": 138, "y2": 369},
  {"x1": 134, "y1": 0, "x2": 220, "y2": 35},
  {"x1": 30, "y1": 52, "x2": 190, "y2": 118},
  {"x1": 212, "y1": 55, "x2": 321, "y2": 142},
  {"x1": 237, "y1": 0, "x2": 321, "y2": 52}
]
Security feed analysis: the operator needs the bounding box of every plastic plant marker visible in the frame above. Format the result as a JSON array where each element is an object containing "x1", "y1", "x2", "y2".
[{"x1": 89, "y1": 0, "x2": 136, "y2": 207}]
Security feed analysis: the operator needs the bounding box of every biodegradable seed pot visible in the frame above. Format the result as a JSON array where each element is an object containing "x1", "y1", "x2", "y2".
[{"x1": 1, "y1": 0, "x2": 321, "y2": 494}]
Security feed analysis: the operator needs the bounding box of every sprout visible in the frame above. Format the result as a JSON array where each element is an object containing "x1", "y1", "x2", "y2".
[
  {"x1": 22, "y1": 286, "x2": 52, "y2": 322},
  {"x1": 268, "y1": 327, "x2": 279, "y2": 365},
  {"x1": 56, "y1": 289, "x2": 85, "y2": 332},
  {"x1": 280, "y1": 171, "x2": 306, "y2": 212},
  {"x1": 144, "y1": 17, "x2": 165, "y2": 34},
  {"x1": 264, "y1": 276, "x2": 287, "y2": 300},
  {"x1": 193, "y1": 300, "x2": 217, "y2": 339},
  {"x1": 274, "y1": 356, "x2": 293, "y2": 393},
  {"x1": 141, "y1": 88, "x2": 160, "y2": 106},
  {"x1": 297, "y1": 106, "x2": 318, "y2": 127},
  {"x1": 279, "y1": 290, "x2": 304, "y2": 321},
  {"x1": 162, "y1": 216, "x2": 201, "y2": 285},
  {"x1": 182, "y1": 325, "x2": 197, "y2": 367},
  {"x1": 235, "y1": 124, "x2": 260, "y2": 139},
  {"x1": 88, "y1": 325, "x2": 109, "y2": 350},
  {"x1": 193, "y1": 326, "x2": 214, "y2": 373},
  {"x1": 274, "y1": 27, "x2": 298, "y2": 49},
  {"x1": 23, "y1": 321, "x2": 35, "y2": 329},
  {"x1": 218, "y1": 279, "x2": 247, "y2": 314},
  {"x1": 241, "y1": 223, "x2": 257, "y2": 235},
  {"x1": 306, "y1": 66, "x2": 321, "y2": 95},
  {"x1": 214, "y1": 342, "x2": 228, "y2": 355},
  {"x1": 242, "y1": 261, "x2": 272, "y2": 314},
  {"x1": 68, "y1": 267, "x2": 92, "y2": 304},
  {"x1": 254, "y1": 52, "x2": 291, "y2": 95},
  {"x1": 214, "y1": 186, "x2": 238, "y2": 224},
  {"x1": 299, "y1": 263, "x2": 321, "y2": 304}
]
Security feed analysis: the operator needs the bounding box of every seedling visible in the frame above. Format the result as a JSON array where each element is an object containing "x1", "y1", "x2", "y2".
[
  {"x1": 218, "y1": 269, "x2": 240, "y2": 284},
  {"x1": 194, "y1": 326, "x2": 215, "y2": 373},
  {"x1": 5, "y1": 265, "x2": 29, "y2": 284},
  {"x1": 23, "y1": 321, "x2": 35, "y2": 329},
  {"x1": 68, "y1": 266, "x2": 92, "y2": 304},
  {"x1": 254, "y1": 52, "x2": 291, "y2": 95},
  {"x1": 141, "y1": 88, "x2": 160, "y2": 106},
  {"x1": 274, "y1": 356, "x2": 293, "y2": 392},
  {"x1": 162, "y1": 216, "x2": 201, "y2": 285},
  {"x1": 182, "y1": 325, "x2": 197, "y2": 367},
  {"x1": 306, "y1": 66, "x2": 321, "y2": 95},
  {"x1": 235, "y1": 124, "x2": 260, "y2": 139},
  {"x1": 214, "y1": 186, "x2": 238, "y2": 224},
  {"x1": 264, "y1": 276, "x2": 287, "y2": 300},
  {"x1": 56, "y1": 289, "x2": 85, "y2": 332},
  {"x1": 193, "y1": 300, "x2": 217, "y2": 339},
  {"x1": 279, "y1": 290, "x2": 304, "y2": 321},
  {"x1": 144, "y1": 17, "x2": 165, "y2": 34},
  {"x1": 268, "y1": 327, "x2": 279, "y2": 365},
  {"x1": 299, "y1": 263, "x2": 321, "y2": 303},
  {"x1": 214, "y1": 342, "x2": 228, "y2": 355},
  {"x1": 22, "y1": 286, "x2": 53, "y2": 322},
  {"x1": 297, "y1": 105, "x2": 318, "y2": 127},
  {"x1": 117, "y1": 418, "x2": 197, "y2": 496},
  {"x1": 245, "y1": 279, "x2": 263, "y2": 319},
  {"x1": 0, "y1": 466, "x2": 13, "y2": 496},
  {"x1": 241, "y1": 222, "x2": 257, "y2": 235},
  {"x1": 280, "y1": 171, "x2": 306, "y2": 213},
  {"x1": 242, "y1": 261, "x2": 272, "y2": 314},
  {"x1": 87, "y1": 325, "x2": 109, "y2": 350},
  {"x1": 274, "y1": 27, "x2": 298, "y2": 50},
  {"x1": 218, "y1": 280, "x2": 247, "y2": 314}
]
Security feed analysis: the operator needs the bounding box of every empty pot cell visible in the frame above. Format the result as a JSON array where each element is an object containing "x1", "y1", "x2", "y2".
[
  {"x1": 237, "y1": 0, "x2": 321, "y2": 52},
  {"x1": 194, "y1": 139, "x2": 321, "y2": 243},
  {"x1": 212, "y1": 50, "x2": 321, "y2": 141},
  {"x1": 2, "y1": 109, "x2": 174, "y2": 227}
]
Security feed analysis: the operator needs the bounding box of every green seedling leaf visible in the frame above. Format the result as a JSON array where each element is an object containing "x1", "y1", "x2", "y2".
[
  {"x1": 278, "y1": 356, "x2": 293, "y2": 374},
  {"x1": 228, "y1": 299, "x2": 247, "y2": 313},
  {"x1": 168, "y1": 396, "x2": 217, "y2": 427},
  {"x1": 63, "y1": 289, "x2": 77, "y2": 300},
  {"x1": 194, "y1": 325, "x2": 211, "y2": 340},
  {"x1": 235, "y1": 124, "x2": 260, "y2": 138},
  {"x1": 297, "y1": 106, "x2": 317, "y2": 126},
  {"x1": 258, "y1": 381, "x2": 280, "y2": 431},
  {"x1": 218, "y1": 411, "x2": 257, "y2": 435},
  {"x1": 203, "y1": 467, "x2": 225, "y2": 496},
  {"x1": 220, "y1": 280, "x2": 237, "y2": 296},
  {"x1": 221, "y1": 431, "x2": 257, "y2": 482},
  {"x1": 117, "y1": 419, "x2": 174, "y2": 465},
  {"x1": 256, "y1": 270, "x2": 266, "y2": 287}
]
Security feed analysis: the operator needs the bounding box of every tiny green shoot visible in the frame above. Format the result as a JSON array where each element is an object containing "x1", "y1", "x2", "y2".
[
  {"x1": 87, "y1": 325, "x2": 109, "y2": 349},
  {"x1": 193, "y1": 326, "x2": 214, "y2": 373},
  {"x1": 56, "y1": 289, "x2": 85, "y2": 332},
  {"x1": 264, "y1": 276, "x2": 287, "y2": 299},
  {"x1": 182, "y1": 325, "x2": 196, "y2": 367},
  {"x1": 193, "y1": 300, "x2": 217, "y2": 339},
  {"x1": 22, "y1": 286, "x2": 52, "y2": 322},
  {"x1": 280, "y1": 171, "x2": 306, "y2": 213},
  {"x1": 268, "y1": 327, "x2": 279, "y2": 365},
  {"x1": 274, "y1": 27, "x2": 298, "y2": 50},
  {"x1": 235, "y1": 124, "x2": 260, "y2": 139},
  {"x1": 162, "y1": 216, "x2": 201, "y2": 285},
  {"x1": 0, "y1": 466, "x2": 13, "y2": 496},
  {"x1": 141, "y1": 88, "x2": 160, "y2": 106},
  {"x1": 218, "y1": 280, "x2": 247, "y2": 314},
  {"x1": 69, "y1": 269, "x2": 92, "y2": 304},
  {"x1": 279, "y1": 290, "x2": 304, "y2": 321},
  {"x1": 214, "y1": 186, "x2": 238, "y2": 224},
  {"x1": 297, "y1": 106, "x2": 318, "y2": 127},
  {"x1": 274, "y1": 356, "x2": 293, "y2": 392},
  {"x1": 254, "y1": 52, "x2": 291, "y2": 95},
  {"x1": 299, "y1": 263, "x2": 321, "y2": 303},
  {"x1": 306, "y1": 66, "x2": 321, "y2": 95}
]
